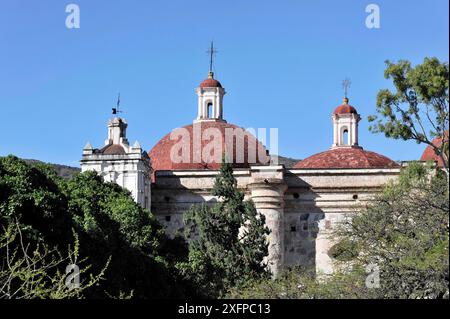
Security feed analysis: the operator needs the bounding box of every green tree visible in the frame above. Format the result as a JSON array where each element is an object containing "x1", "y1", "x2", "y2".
[
  {"x1": 231, "y1": 163, "x2": 449, "y2": 300},
  {"x1": 333, "y1": 162, "x2": 449, "y2": 299},
  {"x1": 368, "y1": 57, "x2": 449, "y2": 176},
  {"x1": 63, "y1": 171, "x2": 189, "y2": 298},
  {"x1": 1, "y1": 156, "x2": 189, "y2": 299},
  {"x1": 178, "y1": 160, "x2": 270, "y2": 298},
  {"x1": 0, "y1": 155, "x2": 72, "y2": 247},
  {"x1": 0, "y1": 156, "x2": 108, "y2": 299},
  {"x1": 0, "y1": 219, "x2": 107, "y2": 299},
  {"x1": 227, "y1": 266, "x2": 376, "y2": 299}
]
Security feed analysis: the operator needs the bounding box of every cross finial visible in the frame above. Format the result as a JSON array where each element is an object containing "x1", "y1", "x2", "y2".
[
  {"x1": 112, "y1": 93, "x2": 122, "y2": 115},
  {"x1": 206, "y1": 41, "x2": 218, "y2": 74},
  {"x1": 342, "y1": 78, "x2": 351, "y2": 99}
]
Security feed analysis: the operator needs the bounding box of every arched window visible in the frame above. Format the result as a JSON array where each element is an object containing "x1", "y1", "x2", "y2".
[
  {"x1": 343, "y1": 129, "x2": 349, "y2": 145},
  {"x1": 207, "y1": 102, "x2": 213, "y2": 118}
]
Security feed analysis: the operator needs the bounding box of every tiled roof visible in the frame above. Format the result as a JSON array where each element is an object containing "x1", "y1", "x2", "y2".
[
  {"x1": 199, "y1": 78, "x2": 222, "y2": 88},
  {"x1": 294, "y1": 147, "x2": 398, "y2": 169},
  {"x1": 149, "y1": 121, "x2": 270, "y2": 179},
  {"x1": 334, "y1": 103, "x2": 357, "y2": 115},
  {"x1": 420, "y1": 132, "x2": 448, "y2": 167}
]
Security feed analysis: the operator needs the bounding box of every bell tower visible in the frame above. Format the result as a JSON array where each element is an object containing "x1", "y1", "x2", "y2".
[
  {"x1": 332, "y1": 96, "x2": 361, "y2": 148},
  {"x1": 195, "y1": 71, "x2": 226, "y2": 122},
  {"x1": 81, "y1": 97, "x2": 152, "y2": 210},
  {"x1": 332, "y1": 79, "x2": 361, "y2": 148},
  {"x1": 195, "y1": 42, "x2": 226, "y2": 122}
]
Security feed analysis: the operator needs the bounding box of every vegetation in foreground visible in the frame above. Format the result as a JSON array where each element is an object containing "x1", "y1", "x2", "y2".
[
  {"x1": 0, "y1": 155, "x2": 189, "y2": 298},
  {"x1": 229, "y1": 163, "x2": 449, "y2": 299}
]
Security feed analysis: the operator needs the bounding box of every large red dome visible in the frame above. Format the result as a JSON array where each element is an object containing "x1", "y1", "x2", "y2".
[
  {"x1": 294, "y1": 147, "x2": 398, "y2": 169},
  {"x1": 149, "y1": 121, "x2": 270, "y2": 176}
]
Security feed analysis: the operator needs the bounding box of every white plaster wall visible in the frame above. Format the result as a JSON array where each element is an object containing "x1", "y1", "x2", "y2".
[{"x1": 80, "y1": 156, "x2": 151, "y2": 209}]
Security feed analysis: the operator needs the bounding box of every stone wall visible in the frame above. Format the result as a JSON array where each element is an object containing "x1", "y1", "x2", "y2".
[
  {"x1": 151, "y1": 166, "x2": 401, "y2": 275},
  {"x1": 284, "y1": 168, "x2": 400, "y2": 274}
]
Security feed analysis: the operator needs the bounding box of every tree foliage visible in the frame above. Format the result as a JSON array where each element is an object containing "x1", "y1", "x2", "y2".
[
  {"x1": 368, "y1": 57, "x2": 449, "y2": 174},
  {"x1": 0, "y1": 155, "x2": 72, "y2": 247},
  {"x1": 63, "y1": 171, "x2": 187, "y2": 298},
  {"x1": 334, "y1": 162, "x2": 449, "y2": 299},
  {"x1": 0, "y1": 220, "x2": 107, "y2": 299},
  {"x1": 0, "y1": 156, "x2": 189, "y2": 299},
  {"x1": 227, "y1": 266, "x2": 378, "y2": 299},
  {"x1": 230, "y1": 163, "x2": 449, "y2": 299},
  {"x1": 178, "y1": 160, "x2": 270, "y2": 298}
]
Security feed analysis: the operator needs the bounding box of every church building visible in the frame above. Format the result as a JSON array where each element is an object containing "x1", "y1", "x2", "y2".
[{"x1": 81, "y1": 65, "x2": 406, "y2": 276}]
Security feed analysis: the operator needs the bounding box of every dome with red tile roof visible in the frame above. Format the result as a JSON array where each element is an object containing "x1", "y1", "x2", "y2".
[
  {"x1": 334, "y1": 98, "x2": 358, "y2": 115},
  {"x1": 200, "y1": 72, "x2": 222, "y2": 88},
  {"x1": 149, "y1": 121, "x2": 270, "y2": 175},
  {"x1": 200, "y1": 78, "x2": 222, "y2": 88},
  {"x1": 293, "y1": 147, "x2": 398, "y2": 169},
  {"x1": 420, "y1": 131, "x2": 448, "y2": 167}
]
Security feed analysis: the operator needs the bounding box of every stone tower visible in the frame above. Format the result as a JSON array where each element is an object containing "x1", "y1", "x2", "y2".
[{"x1": 80, "y1": 116, "x2": 152, "y2": 209}]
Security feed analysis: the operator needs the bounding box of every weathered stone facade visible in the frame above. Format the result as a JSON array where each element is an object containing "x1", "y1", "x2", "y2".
[{"x1": 151, "y1": 165, "x2": 400, "y2": 276}]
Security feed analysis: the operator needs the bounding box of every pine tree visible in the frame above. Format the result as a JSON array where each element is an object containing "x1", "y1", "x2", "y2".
[{"x1": 179, "y1": 160, "x2": 270, "y2": 298}]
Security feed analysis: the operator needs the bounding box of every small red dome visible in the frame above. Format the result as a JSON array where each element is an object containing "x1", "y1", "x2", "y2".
[
  {"x1": 420, "y1": 131, "x2": 448, "y2": 167},
  {"x1": 149, "y1": 121, "x2": 270, "y2": 180},
  {"x1": 200, "y1": 78, "x2": 222, "y2": 88},
  {"x1": 293, "y1": 147, "x2": 398, "y2": 169},
  {"x1": 199, "y1": 71, "x2": 222, "y2": 88},
  {"x1": 334, "y1": 98, "x2": 358, "y2": 115}
]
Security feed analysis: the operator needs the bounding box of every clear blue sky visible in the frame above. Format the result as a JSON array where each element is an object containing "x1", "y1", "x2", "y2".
[{"x1": 0, "y1": 0, "x2": 448, "y2": 166}]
